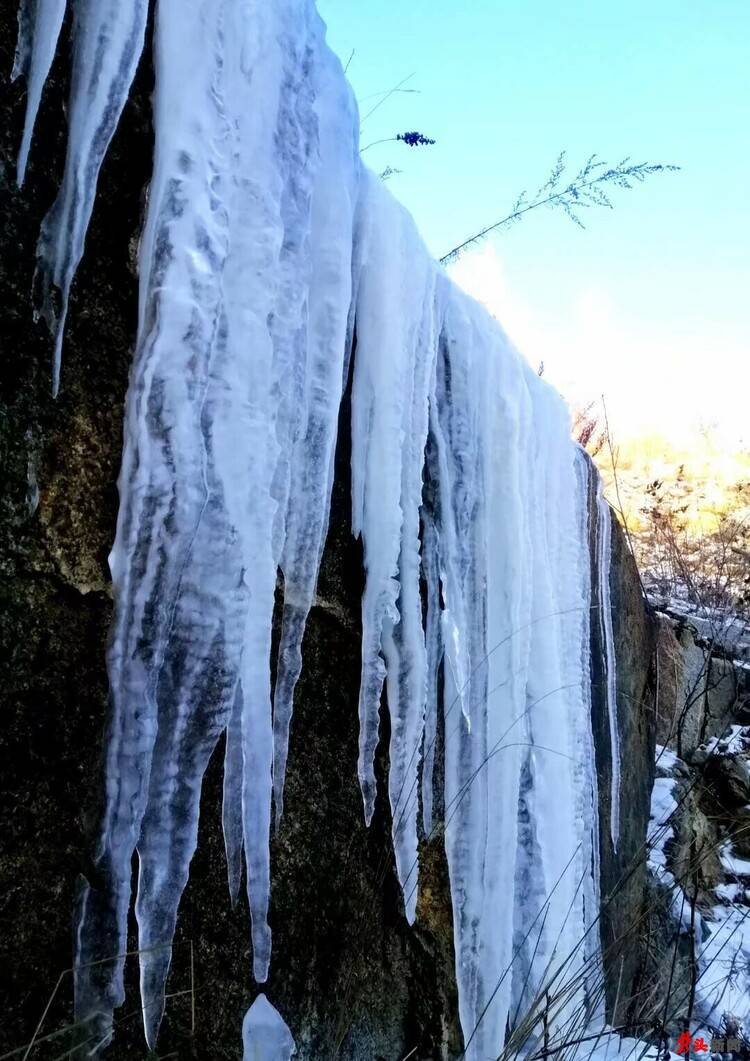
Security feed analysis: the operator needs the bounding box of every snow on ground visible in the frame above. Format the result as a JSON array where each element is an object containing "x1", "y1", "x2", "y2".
[
  {"x1": 648, "y1": 748, "x2": 697, "y2": 933},
  {"x1": 648, "y1": 742, "x2": 750, "y2": 1032}
]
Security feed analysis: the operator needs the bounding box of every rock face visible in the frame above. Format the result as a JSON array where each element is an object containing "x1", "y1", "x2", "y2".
[
  {"x1": 0, "y1": 12, "x2": 658, "y2": 1060},
  {"x1": 633, "y1": 616, "x2": 750, "y2": 1038}
]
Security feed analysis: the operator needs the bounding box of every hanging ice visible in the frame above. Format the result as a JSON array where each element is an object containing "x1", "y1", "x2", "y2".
[
  {"x1": 591, "y1": 468, "x2": 621, "y2": 848},
  {"x1": 350, "y1": 172, "x2": 438, "y2": 916},
  {"x1": 12, "y1": 0, "x2": 66, "y2": 186},
  {"x1": 242, "y1": 994, "x2": 296, "y2": 1061},
  {"x1": 16, "y1": 0, "x2": 615, "y2": 1057}
]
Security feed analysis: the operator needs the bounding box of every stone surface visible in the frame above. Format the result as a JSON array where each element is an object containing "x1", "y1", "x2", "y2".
[{"x1": 660, "y1": 617, "x2": 740, "y2": 759}]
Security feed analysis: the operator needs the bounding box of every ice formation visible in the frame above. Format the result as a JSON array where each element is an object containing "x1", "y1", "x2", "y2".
[
  {"x1": 16, "y1": 0, "x2": 614, "y2": 1055},
  {"x1": 242, "y1": 994, "x2": 296, "y2": 1061},
  {"x1": 595, "y1": 478, "x2": 622, "y2": 847},
  {"x1": 648, "y1": 744, "x2": 750, "y2": 1029}
]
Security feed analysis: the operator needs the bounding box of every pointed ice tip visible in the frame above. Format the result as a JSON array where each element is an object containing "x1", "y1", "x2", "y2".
[
  {"x1": 17, "y1": 121, "x2": 33, "y2": 187},
  {"x1": 252, "y1": 940, "x2": 270, "y2": 984},
  {"x1": 273, "y1": 794, "x2": 284, "y2": 833},
  {"x1": 51, "y1": 332, "x2": 63, "y2": 397},
  {"x1": 242, "y1": 994, "x2": 295, "y2": 1061}
]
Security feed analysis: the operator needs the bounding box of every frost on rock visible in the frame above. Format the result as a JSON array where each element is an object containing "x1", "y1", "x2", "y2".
[
  {"x1": 242, "y1": 994, "x2": 296, "y2": 1061},
  {"x1": 18, "y1": 0, "x2": 611, "y2": 1056}
]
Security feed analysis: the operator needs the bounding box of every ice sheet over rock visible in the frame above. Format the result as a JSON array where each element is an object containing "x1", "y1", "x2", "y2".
[{"x1": 18, "y1": 0, "x2": 612, "y2": 1056}]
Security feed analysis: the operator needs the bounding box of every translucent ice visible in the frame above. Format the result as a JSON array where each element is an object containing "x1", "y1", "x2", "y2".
[{"x1": 242, "y1": 994, "x2": 296, "y2": 1061}]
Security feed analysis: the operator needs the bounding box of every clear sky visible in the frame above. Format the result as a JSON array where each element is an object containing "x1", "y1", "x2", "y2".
[{"x1": 317, "y1": 0, "x2": 749, "y2": 445}]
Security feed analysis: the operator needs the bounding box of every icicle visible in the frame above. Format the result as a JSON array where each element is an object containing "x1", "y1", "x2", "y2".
[
  {"x1": 242, "y1": 994, "x2": 296, "y2": 1061},
  {"x1": 69, "y1": 0, "x2": 355, "y2": 1045},
  {"x1": 573, "y1": 447, "x2": 604, "y2": 1020},
  {"x1": 596, "y1": 481, "x2": 621, "y2": 849},
  {"x1": 33, "y1": 0, "x2": 148, "y2": 394},
  {"x1": 12, "y1": 0, "x2": 67, "y2": 186},
  {"x1": 271, "y1": 31, "x2": 359, "y2": 826},
  {"x1": 17, "y1": 0, "x2": 608, "y2": 1055}
]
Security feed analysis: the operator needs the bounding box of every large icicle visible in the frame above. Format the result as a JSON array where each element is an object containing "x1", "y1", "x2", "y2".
[
  {"x1": 596, "y1": 477, "x2": 621, "y2": 848},
  {"x1": 420, "y1": 503, "x2": 443, "y2": 836},
  {"x1": 242, "y1": 994, "x2": 296, "y2": 1061},
  {"x1": 426, "y1": 286, "x2": 603, "y2": 1058},
  {"x1": 69, "y1": 0, "x2": 357, "y2": 1048},
  {"x1": 573, "y1": 447, "x2": 605, "y2": 1018},
  {"x1": 350, "y1": 172, "x2": 437, "y2": 917},
  {"x1": 29, "y1": 0, "x2": 148, "y2": 395},
  {"x1": 12, "y1": 0, "x2": 67, "y2": 186}
]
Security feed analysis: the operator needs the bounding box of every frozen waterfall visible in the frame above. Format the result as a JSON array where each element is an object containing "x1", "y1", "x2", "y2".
[{"x1": 16, "y1": 0, "x2": 615, "y2": 1056}]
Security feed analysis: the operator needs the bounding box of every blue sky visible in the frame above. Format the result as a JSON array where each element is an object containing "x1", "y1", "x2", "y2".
[{"x1": 318, "y1": 0, "x2": 749, "y2": 443}]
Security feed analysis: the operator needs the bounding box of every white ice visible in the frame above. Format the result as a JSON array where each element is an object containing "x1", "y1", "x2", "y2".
[
  {"x1": 596, "y1": 480, "x2": 622, "y2": 849},
  {"x1": 647, "y1": 773, "x2": 697, "y2": 931},
  {"x1": 696, "y1": 901, "x2": 750, "y2": 1029},
  {"x1": 350, "y1": 171, "x2": 437, "y2": 917}
]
